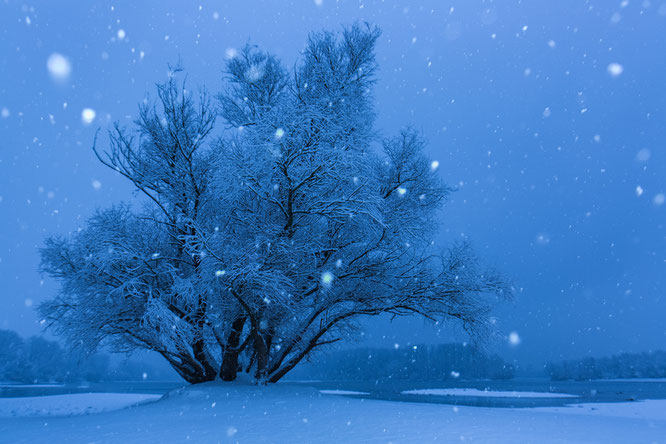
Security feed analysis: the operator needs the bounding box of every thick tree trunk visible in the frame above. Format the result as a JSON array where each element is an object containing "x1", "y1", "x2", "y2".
[
  {"x1": 219, "y1": 317, "x2": 247, "y2": 381},
  {"x1": 253, "y1": 334, "x2": 269, "y2": 383},
  {"x1": 158, "y1": 351, "x2": 202, "y2": 383},
  {"x1": 192, "y1": 338, "x2": 217, "y2": 382}
]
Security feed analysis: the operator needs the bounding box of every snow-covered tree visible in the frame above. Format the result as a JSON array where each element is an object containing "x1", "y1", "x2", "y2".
[
  {"x1": 40, "y1": 24, "x2": 510, "y2": 384},
  {"x1": 0, "y1": 330, "x2": 30, "y2": 382}
]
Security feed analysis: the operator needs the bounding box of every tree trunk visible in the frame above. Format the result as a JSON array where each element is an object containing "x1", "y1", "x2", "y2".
[
  {"x1": 219, "y1": 317, "x2": 246, "y2": 381},
  {"x1": 192, "y1": 338, "x2": 217, "y2": 382},
  {"x1": 253, "y1": 334, "x2": 269, "y2": 383}
]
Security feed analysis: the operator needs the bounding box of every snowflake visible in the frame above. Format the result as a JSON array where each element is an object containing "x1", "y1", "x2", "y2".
[
  {"x1": 81, "y1": 108, "x2": 96, "y2": 125},
  {"x1": 508, "y1": 331, "x2": 521, "y2": 346},
  {"x1": 47, "y1": 53, "x2": 71, "y2": 80},
  {"x1": 321, "y1": 271, "x2": 334, "y2": 287},
  {"x1": 607, "y1": 63, "x2": 624, "y2": 77}
]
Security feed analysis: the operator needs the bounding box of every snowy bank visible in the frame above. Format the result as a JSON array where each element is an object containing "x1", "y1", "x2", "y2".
[
  {"x1": 402, "y1": 388, "x2": 579, "y2": 398},
  {"x1": 0, "y1": 393, "x2": 161, "y2": 417},
  {"x1": 1, "y1": 382, "x2": 665, "y2": 443}
]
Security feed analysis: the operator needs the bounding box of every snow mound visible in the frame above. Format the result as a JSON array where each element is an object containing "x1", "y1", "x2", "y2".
[
  {"x1": 0, "y1": 393, "x2": 161, "y2": 417},
  {"x1": 162, "y1": 380, "x2": 321, "y2": 401},
  {"x1": 402, "y1": 388, "x2": 578, "y2": 398}
]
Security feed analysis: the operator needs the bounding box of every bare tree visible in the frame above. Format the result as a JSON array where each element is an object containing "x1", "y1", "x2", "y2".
[{"x1": 40, "y1": 24, "x2": 510, "y2": 384}]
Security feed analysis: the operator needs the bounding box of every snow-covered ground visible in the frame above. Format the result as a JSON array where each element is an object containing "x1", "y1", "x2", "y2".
[
  {"x1": 1, "y1": 383, "x2": 665, "y2": 443},
  {"x1": 402, "y1": 388, "x2": 579, "y2": 398}
]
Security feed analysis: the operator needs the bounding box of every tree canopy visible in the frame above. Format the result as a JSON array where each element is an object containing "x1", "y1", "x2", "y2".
[{"x1": 40, "y1": 24, "x2": 510, "y2": 384}]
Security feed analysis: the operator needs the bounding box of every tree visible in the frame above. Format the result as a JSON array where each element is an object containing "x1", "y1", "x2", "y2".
[
  {"x1": 0, "y1": 330, "x2": 30, "y2": 383},
  {"x1": 25, "y1": 336, "x2": 66, "y2": 382},
  {"x1": 39, "y1": 24, "x2": 510, "y2": 384}
]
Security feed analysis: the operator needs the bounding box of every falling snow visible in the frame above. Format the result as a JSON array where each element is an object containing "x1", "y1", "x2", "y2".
[
  {"x1": 321, "y1": 271, "x2": 334, "y2": 287},
  {"x1": 607, "y1": 63, "x2": 624, "y2": 77},
  {"x1": 81, "y1": 108, "x2": 96, "y2": 124},
  {"x1": 1, "y1": 3, "x2": 665, "y2": 442},
  {"x1": 636, "y1": 148, "x2": 651, "y2": 162},
  {"x1": 46, "y1": 53, "x2": 72, "y2": 80},
  {"x1": 509, "y1": 332, "x2": 521, "y2": 346}
]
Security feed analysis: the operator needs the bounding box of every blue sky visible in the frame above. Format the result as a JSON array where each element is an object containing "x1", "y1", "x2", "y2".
[{"x1": 1, "y1": 0, "x2": 665, "y2": 366}]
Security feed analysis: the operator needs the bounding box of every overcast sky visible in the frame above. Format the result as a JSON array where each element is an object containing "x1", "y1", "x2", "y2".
[{"x1": 1, "y1": 0, "x2": 665, "y2": 366}]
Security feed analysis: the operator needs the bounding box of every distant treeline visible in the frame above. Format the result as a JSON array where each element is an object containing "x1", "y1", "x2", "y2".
[
  {"x1": 291, "y1": 343, "x2": 514, "y2": 381},
  {"x1": 546, "y1": 351, "x2": 666, "y2": 381},
  {"x1": 0, "y1": 329, "x2": 176, "y2": 384}
]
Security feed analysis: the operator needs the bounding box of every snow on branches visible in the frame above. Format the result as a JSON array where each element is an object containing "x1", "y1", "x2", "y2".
[{"x1": 39, "y1": 24, "x2": 510, "y2": 385}]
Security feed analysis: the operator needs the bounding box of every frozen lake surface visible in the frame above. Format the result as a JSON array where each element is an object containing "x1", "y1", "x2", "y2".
[
  {"x1": 400, "y1": 388, "x2": 579, "y2": 398},
  {"x1": 300, "y1": 378, "x2": 666, "y2": 408},
  {"x1": 3, "y1": 378, "x2": 666, "y2": 408}
]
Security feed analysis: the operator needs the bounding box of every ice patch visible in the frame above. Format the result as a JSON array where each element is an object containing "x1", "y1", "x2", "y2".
[
  {"x1": 402, "y1": 388, "x2": 578, "y2": 398},
  {"x1": 319, "y1": 390, "x2": 370, "y2": 396},
  {"x1": 532, "y1": 400, "x2": 666, "y2": 422}
]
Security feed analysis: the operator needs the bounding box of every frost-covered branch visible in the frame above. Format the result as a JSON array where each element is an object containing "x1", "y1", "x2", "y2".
[{"x1": 40, "y1": 23, "x2": 510, "y2": 385}]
